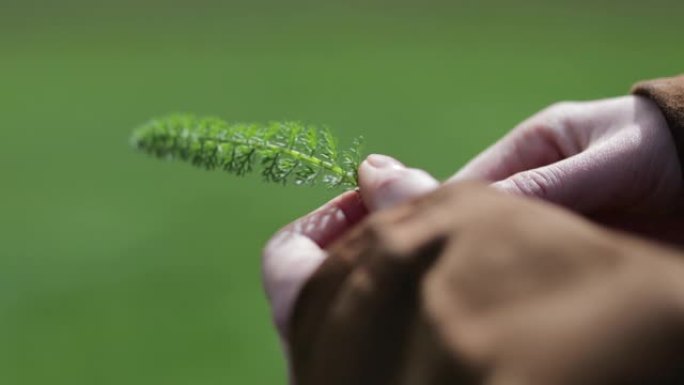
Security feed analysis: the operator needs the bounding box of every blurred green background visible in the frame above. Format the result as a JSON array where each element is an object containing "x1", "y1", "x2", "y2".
[{"x1": 1, "y1": 0, "x2": 683, "y2": 383}]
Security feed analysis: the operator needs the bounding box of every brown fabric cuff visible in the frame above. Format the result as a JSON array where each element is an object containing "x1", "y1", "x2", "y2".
[{"x1": 632, "y1": 75, "x2": 684, "y2": 175}]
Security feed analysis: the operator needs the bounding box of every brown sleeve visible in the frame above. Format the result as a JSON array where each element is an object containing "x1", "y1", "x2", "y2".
[
  {"x1": 632, "y1": 75, "x2": 684, "y2": 171},
  {"x1": 289, "y1": 183, "x2": 684, "y2": 385}
]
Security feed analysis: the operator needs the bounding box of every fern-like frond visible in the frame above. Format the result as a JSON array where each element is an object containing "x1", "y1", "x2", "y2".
[{"x1": 130, "y1": 114, "x2": 363, "y2": 189}]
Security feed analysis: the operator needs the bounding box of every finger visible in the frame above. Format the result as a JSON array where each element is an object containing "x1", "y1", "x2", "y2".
[
  {"x1": 490, "y1": 144, "x2": 629, "y2": 213},
  {"x1": 262, "y1": 191, "x2": 366, "y2": 334},
  {"x1": 358, "y1": 154, "x2": 439, "y2": 211},
  {"x1": 263, "y1": 232, "x2": 326, "y2": 335},
  {"x1": 449, "y1": 105, "x2": 579, "y2": 183},
  {"x1": 286, "y1": 153, "x2": 439, "y2": 343},
  {"x1": 285, "y1": 190, "x2": 367, "y2": 248}
]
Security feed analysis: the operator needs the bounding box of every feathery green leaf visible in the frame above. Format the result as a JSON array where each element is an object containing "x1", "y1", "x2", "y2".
[{"x1": 131, "y1": 114, "x2": 363, "y2": 189}]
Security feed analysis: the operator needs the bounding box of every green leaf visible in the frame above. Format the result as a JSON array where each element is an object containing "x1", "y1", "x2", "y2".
[{"x1": 131, "y1": 114, "x2": 363, "y2": 189}]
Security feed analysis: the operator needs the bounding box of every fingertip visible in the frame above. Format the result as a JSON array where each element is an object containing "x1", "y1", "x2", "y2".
[{"x1": 359, "y1": 156, "x2": 439, "y2": 211}]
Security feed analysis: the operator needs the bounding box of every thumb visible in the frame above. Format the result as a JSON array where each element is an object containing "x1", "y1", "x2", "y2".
[{"x1": 358, "y1": 154, "x2": 439, "y2": 211}]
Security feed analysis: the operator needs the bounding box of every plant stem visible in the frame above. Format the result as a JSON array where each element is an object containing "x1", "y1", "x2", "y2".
[{"x1": 197, "y1": 135, "x2": 357, "y2": 187}]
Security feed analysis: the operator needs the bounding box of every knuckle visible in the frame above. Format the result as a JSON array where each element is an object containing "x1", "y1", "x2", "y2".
[
  {"x1": 516, "y1": 102, "x2": 573, "y2": 139},
  {"x1": 536, "y1": 101, "x2": 580, "y2": 129},
  {"x1": 509, "y1": 168, "x2": 558, "y2": 200},
  {"x1": 545, "y1": 100, "x2": 579, "y2": 114},
  {"x1": 519, "y1": 102, "x2": 588, "y2": 159}
]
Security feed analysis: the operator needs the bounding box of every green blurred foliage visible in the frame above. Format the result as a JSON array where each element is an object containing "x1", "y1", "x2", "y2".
[{"x1": 1, "y1": 0, "x2": 683, "y2": 383}]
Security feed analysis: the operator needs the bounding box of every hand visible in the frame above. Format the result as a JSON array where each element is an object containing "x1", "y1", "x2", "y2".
[
  {"x1": 451, "y1": 96, "x2": 683, "y2": 214},
  {"x1": 287, "y1": 183, "x2": 684, "y2": 385},
  {"x1": 261, "y1": 155, "x2": 438, "y2": 362}
]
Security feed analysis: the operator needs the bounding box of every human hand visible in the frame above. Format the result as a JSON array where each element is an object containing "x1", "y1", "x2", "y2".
[
  {"x1": 287, "y1": 182, "x2": 684, "y2": 385},
  {"x1": 451, "y1": 96, "x2": 683, "y2": 214},
  {"x1": 261, "y1": 154, "x2": 438, "y2": 355}
]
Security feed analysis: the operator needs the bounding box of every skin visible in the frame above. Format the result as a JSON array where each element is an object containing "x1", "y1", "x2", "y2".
[
  {"x1": 261, "y1": 95, "x2": 684, "y2": 381},
  {"x1": 451, "y1": 95, "x2": 683, "y2": 213},
  {"x1": 262, "y1": 154, "x2": 439, "y2": 338},
  {"x1": 289, "y1": 183, "x2": 684, "y2": 385}
]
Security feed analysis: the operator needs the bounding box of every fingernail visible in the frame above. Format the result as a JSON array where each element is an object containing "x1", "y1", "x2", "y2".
[{"x1": 365, "y1": 154, "x2": 404, "y2": 169}]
